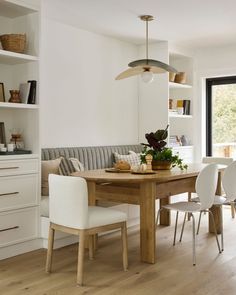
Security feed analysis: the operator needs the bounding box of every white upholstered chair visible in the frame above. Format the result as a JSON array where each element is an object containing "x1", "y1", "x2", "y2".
[
  {"x1": 187, "y1": 157, "x2": 234, "y2": 220},
  {"x1": 193, "y1": 161, "x2": 236, "y2": 251},
  {"x1": 156, "y1": 164, "x2": 221, "y2": 265},
  {"x1": 45, "y1": 174, "x2": 128, "y2": 286}
]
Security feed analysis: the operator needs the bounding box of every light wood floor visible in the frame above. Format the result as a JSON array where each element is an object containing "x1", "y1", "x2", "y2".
[{"x1": 1, "y1": 208, "x2": 236, "y2": 295}]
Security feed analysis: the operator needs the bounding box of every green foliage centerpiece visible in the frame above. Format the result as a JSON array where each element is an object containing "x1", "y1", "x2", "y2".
[{"x1": 141, "y1": 125, "x2": 188, "y2": 170}]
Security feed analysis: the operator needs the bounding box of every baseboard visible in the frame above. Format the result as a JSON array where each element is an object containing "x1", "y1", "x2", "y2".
[
  {"x1": 0, "y1": 239, "x2": 41, "y2": 260},
  {"x1": 41, "y1": 235, "x2": 79, "y2": 249}
]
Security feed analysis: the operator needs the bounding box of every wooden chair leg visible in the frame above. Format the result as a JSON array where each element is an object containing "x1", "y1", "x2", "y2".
[
  {"x1": 230, "y1": 202, "x2": 235, "y2": 218},
  {"x1": 121, "y1": 222, "x2": 128, "y2": 271},
  {"x1": 46, "y1": 223, "x2": 55, "y2": 273},
  {"x1": 77, "y1": 230, "x2": 85, "y2": 286},
  {"x1": 88, "y1": 235, "x2": 94, "y2": 260}
]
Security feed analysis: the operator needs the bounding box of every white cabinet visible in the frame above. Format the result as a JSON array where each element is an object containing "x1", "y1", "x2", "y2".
[{"x1": 0, "y1": 0, "x2": 40, "y2": 259}]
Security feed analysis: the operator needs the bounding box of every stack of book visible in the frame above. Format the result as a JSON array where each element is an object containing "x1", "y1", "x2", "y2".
[{"x1": 176, "y1": 99, "x2": 191, "y2": 115}]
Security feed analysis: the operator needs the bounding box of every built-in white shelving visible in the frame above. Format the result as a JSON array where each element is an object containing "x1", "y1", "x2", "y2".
[
  {"x1": 0, "y1": 49, "x2": 38, "y2": 65},
  {"x1": 169, "y1": 82, "x2": 192, "y2": 89},
  {"x1": 0, "y1": 0, "x2": 40, "y2": 260},
  {"x1": 0, "y1": 0, "x2": 37, "y2": 18},
  {"x1": 0, "y1": 102, "x2": 39, "y2": 110},
  {"x1": 169, "y1": 113, "x2": 193, "y2": 119}
]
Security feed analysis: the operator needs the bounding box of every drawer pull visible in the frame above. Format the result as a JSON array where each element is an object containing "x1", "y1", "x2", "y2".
[
  {"x1": 0, "y1": 167, "x2": 19, "y2": 170},
  {"x1": 0, "y1": 192, "x2": 19, "y2": 197},
  {"x1": 0, "y1": 226, "x2": 19, "y2": 232}
]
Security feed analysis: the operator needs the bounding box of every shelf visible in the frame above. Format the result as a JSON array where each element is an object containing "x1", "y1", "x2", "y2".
[
  {"x1": 169, "y1": 82, "x2": 192, "y2": 89},
  {"x1": 0, "y1": 153, "x2": 39, "y2": 160},
  {"x1": 0, "y1": 102, "x2": 39, "y2": 110},
  {"x1": 171, "y1": 146, "x2": 194, "y2": 149},
  {"x1": 169, "y1": 113, "x2": 193, "y2": 118},
  {"x1": 0, "y1": 49, "x2": 38, "y2": 65},
  {"x1": 0, "y1": 1, "x2": 38, "y2": 18}
]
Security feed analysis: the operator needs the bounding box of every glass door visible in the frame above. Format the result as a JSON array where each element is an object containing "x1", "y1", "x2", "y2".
[{"x1": 206, "y1": 76, "x2": 236, "y2": 157}]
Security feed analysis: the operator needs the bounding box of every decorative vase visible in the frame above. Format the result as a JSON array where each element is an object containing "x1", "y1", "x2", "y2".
[
  {"x1": 9, "y1": 90, "x2": 21, "y2": 103},
  {"x1": 152, "y1": 160, "x2": 172, "y2": 170}
]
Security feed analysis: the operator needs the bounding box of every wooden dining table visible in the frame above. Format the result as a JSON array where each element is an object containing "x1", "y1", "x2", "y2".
[{"x1": 72, "y1": 163, "x2": 224, "y2": 264}]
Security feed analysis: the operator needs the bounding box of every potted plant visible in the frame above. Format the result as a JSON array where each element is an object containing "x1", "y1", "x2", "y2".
[{"x1": 140, "y1": 125, "x2": 188, "y2": 170}]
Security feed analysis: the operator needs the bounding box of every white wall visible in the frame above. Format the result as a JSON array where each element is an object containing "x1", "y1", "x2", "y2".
[
  {"x1": 193, "y1": 44, "x2": 236, "y2": 161},
  {"x1": 40, "y1": 12, "x2": 139, "y2": 147}
]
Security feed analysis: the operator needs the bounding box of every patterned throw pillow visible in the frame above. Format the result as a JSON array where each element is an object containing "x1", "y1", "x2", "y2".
[
  {"x1": 114, "y1": 151, "x2": 141, "y2": 167},
  {"x1": 59, "y1": 158, "x2": 76, "y2": 176},
  {"x1": 59, "y1": 158, "x2": 85, "y2": 176},
  {"x1": 69, "y1": 158, "x2": 85, "y2": 172}
]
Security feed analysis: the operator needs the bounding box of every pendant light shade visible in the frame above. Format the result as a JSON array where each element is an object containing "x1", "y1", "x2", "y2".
[{"x1": 115, "y1": 15, "x2": 178, "y2": 82}]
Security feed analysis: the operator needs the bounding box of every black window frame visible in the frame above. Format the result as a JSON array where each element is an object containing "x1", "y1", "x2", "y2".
[{"x1": 206, "y1": 76, "x2": 236, "y2": 156}]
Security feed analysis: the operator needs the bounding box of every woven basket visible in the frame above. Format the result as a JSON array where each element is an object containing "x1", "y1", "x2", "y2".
[
  {"x1": 0, "y1": 34, "x2": 26, "y2": 53},
  {"x1": 175, "y1": 72, "x2": 187, "y2": 84}
]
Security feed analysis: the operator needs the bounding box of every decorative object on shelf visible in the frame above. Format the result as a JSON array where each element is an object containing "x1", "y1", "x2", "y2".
[
  {"x1": 10, "y1": 130, "x2": 24, "y2": 149},
  {"x1": 0, "y1": 34, "x2": 26, "y2": 53},
  {"x1": 141, "y1": 125, "x2": 187, "y2": 170},
  {"x1": 169, "y1": 135, "x2": 182, "y2": 147},
  {"x1": 177, "y1": 107, "x2": 184, "y2": 115},
  {"x1": 174, "y1": 72, "x2": 186, "y2": 84},
  {"x1": 180, "y1": 135, "x2": 190, "y2": 146},
  {"x1": 115, "y1": 15, "x2": 178, "y2": 83},
  {"x1": 0, "y1": 122, "x2": 6, "y2": 146},
  {"x1": 183, "y1": 100, "x2": 191, "y2": 115},
  {"x1": 169, "y1": 72, "x2": 176, "y2": 82},
  {"x1": 0, "y1": 83, "x2": 5, "y2": 102},
  {"x1": 19, "y1": 83, "x2": 31, "y2": 104},
  {"x1": 9, "y1": 90, "x2": 21, "y2": 103},
  {"x1": 27, "y1": 80, "x2": 37, "y2": 104},
  {"x1": 169, "y1": 99, "x2": 173, "y2": 109}
]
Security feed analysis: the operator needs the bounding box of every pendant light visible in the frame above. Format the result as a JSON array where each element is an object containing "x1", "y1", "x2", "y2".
[{"x1": 115, "y1": 15, "x2": 178, "y2": 83}]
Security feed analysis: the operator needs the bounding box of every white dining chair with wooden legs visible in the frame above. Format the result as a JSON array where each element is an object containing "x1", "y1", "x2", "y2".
[
  {"x1": 45, "y1": 174, "x2": 128, "y2": 286},
  {"x1": 156, "y1": 164, "x2": 221, "y2": 266}
]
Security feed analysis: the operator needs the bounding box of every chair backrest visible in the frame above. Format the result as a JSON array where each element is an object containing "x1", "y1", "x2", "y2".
[
  {"x1": 196, "y1": 164, "x2": 218, "y2": 210},
  {"x1": 202, "y1": 157, "x2": 233, "y2": 166},
  {"x1": 49, "y1": 174, "x2": 88, "y2": 229},
  {"x1": 222, "y1": 161, "x2": 236, "y2": 202}
]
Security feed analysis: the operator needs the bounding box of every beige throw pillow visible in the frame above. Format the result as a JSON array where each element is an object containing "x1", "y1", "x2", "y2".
[
  {"x1": 114, "y1": 151, "x2": 141, "y2": 167},
  {"x1": 41, "y1": 158, "x2": 61, "y2": 196}
]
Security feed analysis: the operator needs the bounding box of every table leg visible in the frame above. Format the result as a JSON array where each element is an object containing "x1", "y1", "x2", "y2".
[
  {"x1": 140, "y1": 182, "x2": 156, "y2": 264},
  {"x1": 209, "y1": 171, "x2": 222, "y2": 234},
  {"x1": 160, "y1": 196, "x2": 171, "y2": 226},
  {"x1": 209, "y1": 206, "x2": 222, "y2": 234}
]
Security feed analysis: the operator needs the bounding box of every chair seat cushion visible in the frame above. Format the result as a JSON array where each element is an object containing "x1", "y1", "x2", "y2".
[
  {"x1": 163, "y1": 201, "x2": 201, "y2": 213},
  {"x1": 191, "y1": 195, "x2": 227, "y2": 205},
  {"x1": 88, "y1": 206, "x2": 127, "y2": 228}
]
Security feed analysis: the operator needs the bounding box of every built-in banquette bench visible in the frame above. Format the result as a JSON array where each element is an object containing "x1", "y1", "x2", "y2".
[{"x1": 40, "y1": 144, "x2": 143, "y2": 248}]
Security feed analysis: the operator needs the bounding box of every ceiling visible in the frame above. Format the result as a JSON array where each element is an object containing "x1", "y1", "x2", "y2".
[{"x1": 47, "y1": 0, "x2": 236, "y2": 49}]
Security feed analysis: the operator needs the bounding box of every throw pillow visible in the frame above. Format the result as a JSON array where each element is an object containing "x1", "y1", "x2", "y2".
[
  {"x1": 114, "y1": 151, "x2": 141, "y2": 167},
  {"x1": 41, "y1": 158, "x2": 62, "y2": 196},
  {"x1": 59, "y1": 158, "x2": 76, "y2": 176},
  {"x1": 69, "y1": 158, "x2": 85, "y2": 172}
]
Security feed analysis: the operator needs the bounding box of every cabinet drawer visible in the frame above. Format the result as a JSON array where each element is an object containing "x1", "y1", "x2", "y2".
[
  {"x1": 0, "y1": 207, "x2": 38, "y2": 247},
  {"x1": 0, "y1": 159, "x2": 38, "y2": 176},
  {"x1": 0, "y1": 174, "x2": 38, "y2": 212}
]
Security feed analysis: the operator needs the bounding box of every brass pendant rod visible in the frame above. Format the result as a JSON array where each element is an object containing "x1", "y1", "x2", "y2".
[{"x1": 146, "y1": 19, "x2": 148, "y2": 60}]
